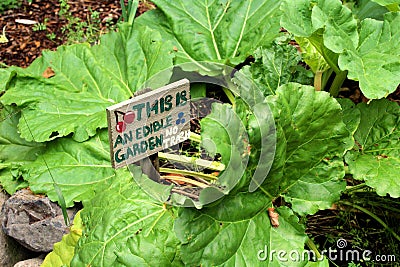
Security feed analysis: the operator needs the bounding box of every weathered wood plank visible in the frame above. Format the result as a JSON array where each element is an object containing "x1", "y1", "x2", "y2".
[{"x1": 107, "y1": 79, "x2": 191, "y2": 168}]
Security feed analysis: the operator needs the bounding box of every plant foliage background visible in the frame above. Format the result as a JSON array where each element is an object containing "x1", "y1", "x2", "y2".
[{"x1": 0, "y1": 0, "x2": 399, "y2": 266}]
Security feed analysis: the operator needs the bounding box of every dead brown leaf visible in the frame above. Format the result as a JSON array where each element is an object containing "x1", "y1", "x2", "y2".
[
  {"x1": 268, "y1": 207, "x2": 279, "y2": 228},
  {"x1": 42, "y1": 67, "x2": 55, "y2": 78}
]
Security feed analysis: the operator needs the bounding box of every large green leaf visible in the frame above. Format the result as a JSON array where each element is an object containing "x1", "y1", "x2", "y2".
[
  {"x1": 352, "y1": 0, "x2": 388, "y2": 21},
  {"x1": 345, "y1": 100, "x2": 400, "y2": 198},
  {"x1": 238, "y1": 41, "x2": 312, "y2": 97},
  {"x1": 281, "y1": 0, "x2": 358, "y2": 54},
  {"x1": 337, "y1": 98, "x2": 361, "y2": 136},
  {"x1": 372, "y1": 0, "x2": 400, "y2": 12},
  {"x1": 281, "y1": 0, "x2": 400, "y2": 99},
  {"x1": 174, "y1": 84, "x2": 352, "y2": 265},
  {"x1": 42, "y1": 211, "x2": 83, "y2": 267},
  {"x1": 371, "y1": 0, "x2": 400, "y2": 3},
  {"x1": 175, "y1": 191, "x2": 308, "y2": 266},
  {"x1": 71, "y1": 171, "x2": 180, "y2": 267},
  {"x1": 371, "y1": 0, "x2": 400, "y2": 6},
  {"x1": 200, "y1": 103, "x2": 249, "y2": 195},
  {"x1": 0, "y1": 25, "x2": 173, "y2": 142},
  {"x1": 284, "y1": 157, "x2": 346, "y2": 215},
  {"x1": 338, "y1": 12, "x2": 400, "y2": 99},
  {"x1": 295, "y1": 37, "x2": 330, "y2": 74},
  {"x1": 23, "y1": 130, "x2": 120, "y2": 207},
  {"x1": 136, "y1": 0, "x2": 283, "y2": 66},
  {"x1": 263, "y1": 84, "x2": 352, "y2": 213},
  {"x1": 0, "y1": 106, "x2": 45, "y2": 193},
  {"x1": 0, "y1": 67, "x2": 17, "y2": 90}
]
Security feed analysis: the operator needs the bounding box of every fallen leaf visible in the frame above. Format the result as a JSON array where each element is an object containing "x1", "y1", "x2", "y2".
[
  {"x1": 42, "y1": 67, "x2": 55, "y2": 78},
  {"x1": 268, "y1": 207, "x2": 279, "y2": 228}
]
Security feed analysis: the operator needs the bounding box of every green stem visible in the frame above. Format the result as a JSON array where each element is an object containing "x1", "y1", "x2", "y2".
[
  {"x1": 339, "y1": 201, "x2": 400, "y2": 242},
  {"x1": 160, "y1": 175, "x2": 209, "y2": 188},
  {"x1": 189, "y1": 132, "x2": 201, "y2": 143},
  {"x1": 314, "y1": 71, "x2": 323, "y2": 91},
  {"x1": 344, "y1": 183, "x2": 369, "y2": 194},
  {"x1": 158, "y1": 152, "x2": 225, "y2": 172},
  {"x1": 0, "y1": 163, "x2": 9, "y2": 169},
  {"x1": 127, "y1": 0, "x2": 138, "y2": 25},
  {"x1": 222, "y1": 87, "x2": 235, "y2": 106},
  {"x1": 321, "y1": 68, "x2": 334, "y2": 92},
  {"x1": 329, "y1": 70, "x2": 347, "y2": 97},
  {"x1": 120, "y1": 0, "x2": 127, "y2": 22},
  {"x1": 306, "y1": 238, "x2": 322, "y2": 260},
  {"x1": 365, "y1": 200, "x2": 400, "y2": 215},
  {"x1": 159, "y1": 167, "x2": 218, "y2": 181},
  {"x1": 344, "y1": 165, "x2": 350, "y2": 175}
]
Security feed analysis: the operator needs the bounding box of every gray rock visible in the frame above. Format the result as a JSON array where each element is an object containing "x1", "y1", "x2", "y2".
[
  {"x1": 1, "y1": 189, "x2": 77, "y2": 252},
  {"x1": 14, "y1": 257, "x2": 44, "y2": 267},
  {"x1": 0, "y1": 189, "x2": 32, "y2": 267}
]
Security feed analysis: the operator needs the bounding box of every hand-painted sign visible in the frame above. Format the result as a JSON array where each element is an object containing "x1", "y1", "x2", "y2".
[{"x1": 107, "y1": 79, "x2": 191, "y2": 168}]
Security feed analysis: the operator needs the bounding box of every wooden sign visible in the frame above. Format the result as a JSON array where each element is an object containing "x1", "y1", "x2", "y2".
[{"x1": 107, "y1": 79, "x2": 191, "y2": 168}]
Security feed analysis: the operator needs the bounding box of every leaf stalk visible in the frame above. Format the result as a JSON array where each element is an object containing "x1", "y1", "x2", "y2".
[{"x1": 339, "y1": 201, "x2": 400, "y2": 242}]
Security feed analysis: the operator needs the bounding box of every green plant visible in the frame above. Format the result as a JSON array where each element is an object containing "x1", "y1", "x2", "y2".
[
  {"x1": 58, "y1": 0, "x2": 108, "y2": 44},
  {"x1": 32, "y1": 18, "x2": 48, "y2": 31},
  {"x1": 0, "y1": 0, "x2": 21, "y2": 13},
  {"x1": 281, "y1": 0, "x2": 400, "y2": 99},
  {"x1": 120, "y1": 0, "x2": 138, "y2": 24},
  {"x1": 0, "y1": 0, "x2": 399, "y2": 266},
  {"x1": 46, "y1": 32, "x2": 56, "y2": 41}
]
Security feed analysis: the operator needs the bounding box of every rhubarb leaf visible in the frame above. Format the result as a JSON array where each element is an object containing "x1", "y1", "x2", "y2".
[
  {"x1": 345, "y1": 100, "x2": 400, "y2": 198},
  {"x1": 0, "y1": 25, "x2": 173, "y2": 142},
  {"x1": 264, "y1": 84, "x2": 352, "y2": 213},
  {"x1": 352, "y1": 0, "x2": 388, "y2": 21},
  {"x1": 42, "y1": 211, "x2": 83, "y2": 267},
  {"x1": 137, "y1": 0, "x2": 282, "y2": 65},
  {"x1": 337, "y1": 98, "x2": 361, "y2": 136},
  {"x1": 239, "y1": 42, "x2": 312, "y2": 97},
  {"x1": 23, "y1": 130, "x2": 120, "y2": 207},
  {"x1": 200, "y1": 103, "x2": 249, "y2": 194},
  {"x1": 0, "y1": 106, "x2": 45, "y2": 193},
  {"x1": 370, "y1": 0, "x2": 400, "y2": 6},
  {"x1": 281, "y1": 0, "x2": 358, "y2": 54},
  {"x1": 71, "y1": 171, "x2": 180, "y2": 267},
  {"x1": 175, "y1": 191, "x2": 308, "y2": 266},
  {"x1": 284, "y1": 157, "x2": 346, "y2": 215},
  {"x1": 338, "y1": 12, "x2": 400, "y2": 99},
  {"x1": 175, "y1": 84, "x2": 352, "y2": 265},
  {"x1": 295, "y1": 37, "x2": 330, "y2": 74},
  {"x1": 281, "y1": 0, "x2": 400, "y2": 99}
]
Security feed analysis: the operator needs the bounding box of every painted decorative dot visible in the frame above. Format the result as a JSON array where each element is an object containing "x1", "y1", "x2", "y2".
[{"x1": 176, "y1": 112, "x2": 186, "y2": 125}]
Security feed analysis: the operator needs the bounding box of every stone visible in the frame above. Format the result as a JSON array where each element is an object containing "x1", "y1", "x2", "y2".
[
  {"x1": 0, "y1": 188, "x2": 32, "y2": 267},
  {"x1": 1, "y1": 189, "x2": 77, "y2": 253},
  {"x1": 14, "y1": 257, "x2": 44, "y2": 267}
]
